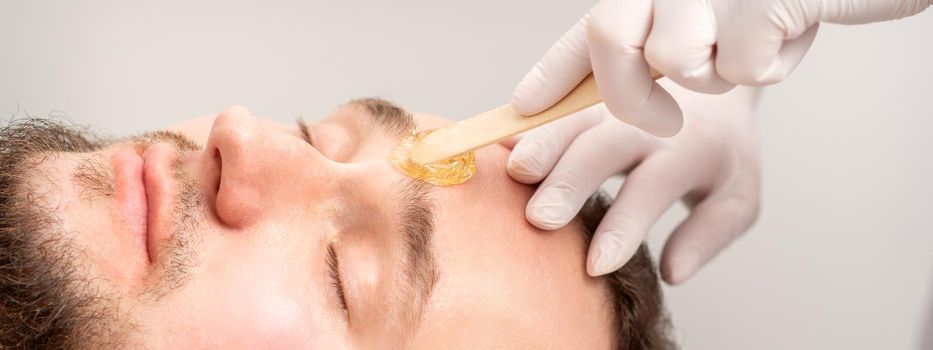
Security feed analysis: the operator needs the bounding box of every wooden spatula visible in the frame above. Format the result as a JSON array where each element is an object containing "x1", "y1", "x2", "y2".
[{"x1": 409, "y1": 72, "x2": 661, "y2": 165}]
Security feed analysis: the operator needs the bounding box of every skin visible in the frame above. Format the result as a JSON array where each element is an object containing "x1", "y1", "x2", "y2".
[{"x1": 26, "y1": 104, "x2": 613, "y2": 349}]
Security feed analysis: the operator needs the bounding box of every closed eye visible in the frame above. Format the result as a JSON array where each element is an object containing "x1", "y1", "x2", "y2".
[{"x1": 326, "y1": 243, "x2": 349, "y2": 315}]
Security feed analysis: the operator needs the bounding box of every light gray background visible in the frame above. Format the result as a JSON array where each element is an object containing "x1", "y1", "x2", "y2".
[{"x1": 1, "y1": 1, "x2": 931, "y2": 349}]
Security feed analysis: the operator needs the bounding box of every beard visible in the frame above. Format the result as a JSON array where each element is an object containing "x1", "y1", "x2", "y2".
[{"x1": 0, "y1": 117, "x2": 203, "y2": 348}]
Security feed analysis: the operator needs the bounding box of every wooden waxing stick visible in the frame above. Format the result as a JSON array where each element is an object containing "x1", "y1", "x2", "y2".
[{"x1": 409, "y1": 72, "x2": 662, "y2": 165}]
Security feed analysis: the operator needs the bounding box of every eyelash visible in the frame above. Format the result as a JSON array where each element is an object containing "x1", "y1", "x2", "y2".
[
  {"x1": 297, "y1": 119, "x2": 314, "y2": 146},
  {"x1": 326, "y1": 244, "x2": 350, "y2": 314}
]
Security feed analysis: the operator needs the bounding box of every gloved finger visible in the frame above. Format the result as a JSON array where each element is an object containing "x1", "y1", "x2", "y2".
[
  {"x1": 660, "y1": 194, "x2": 760, "y2": 284},
  {"x1": 507, "y1": 105, "x2": 606, "y2": 184},
  {"x1": 588, "y1": 0, "x2": 684, "y2": 137},
  {"x1": 819, "y1": 0, "x2": 931, "y2": 24},
  {"x1": 526, "y1": 116, "x2": 654, "y2": 230},
  {"x1": 714, "y1": 1, "x2": 820, "y2": 85},
  {"x1": 586, "y1": 153, "x2": 694, "y2": 276},
  {"x1": 644, "y1": 0, "x2": 735, "y2": 94},
  {"x1": 512, "y1": 13, "x2": 593, "y2": 116}
]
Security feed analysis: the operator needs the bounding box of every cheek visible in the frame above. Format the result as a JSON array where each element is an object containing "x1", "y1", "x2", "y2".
[
  {"x1": 165, "y1": 264, "x2": 312, "y2": 348},
  {"x1": 206, "y1": 283, "x2": 307, "y2": 348},
  {"x1": 153, "y1": 236, "x2": 344, "y2": 349}
]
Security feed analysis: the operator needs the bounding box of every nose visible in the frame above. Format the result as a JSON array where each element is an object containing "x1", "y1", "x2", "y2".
[{"x1": 203, "y1": 106, "x2": 332, "y2": 228}]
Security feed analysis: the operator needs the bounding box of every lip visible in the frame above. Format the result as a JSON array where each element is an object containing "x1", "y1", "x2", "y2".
[
  {"x1": 111, "y1": 143, "x2": 176, "y2": 265},
  {"x1": 142, "y1": 143, "x2": 176, "y2": 264},
  {"x1": 111, "y1": 150, "x2": 149, "y2": 263}
]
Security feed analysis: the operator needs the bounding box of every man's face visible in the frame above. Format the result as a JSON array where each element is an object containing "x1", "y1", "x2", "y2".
[{"x1": 23, "y1": 100, "x2": 613, "y2": 348}]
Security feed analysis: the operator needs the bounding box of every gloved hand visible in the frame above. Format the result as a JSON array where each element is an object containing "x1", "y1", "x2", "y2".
[
  {"x1": 507, "y1": 82, "x2": 761, "y2": 283},
  {"x1": 513, "y1": 0, "x2": 931, "y2": 136}
]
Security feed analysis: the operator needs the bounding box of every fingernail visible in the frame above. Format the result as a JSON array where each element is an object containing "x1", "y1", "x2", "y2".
[
  {"x1": 681, "y1": 64, "x2": 708, "y2": 79},
  {"x1": 587, "y1": 249, "x2": 603, "y2": 276},
  {"x1": 756, "y1": 59, "x2": 785, "y2": 85},
  {"x1": 588, "y1": 232, "x2": 624, "y2": 276},
  {"x1": 529, "y1": 189, "x2": 572, "y2": 229},
  {"x1": 507, "y1": 149, "x2": 541, "y2": 181},
  {"x1": 669, "y1": 248, "x2": 702, "y2": 284}
]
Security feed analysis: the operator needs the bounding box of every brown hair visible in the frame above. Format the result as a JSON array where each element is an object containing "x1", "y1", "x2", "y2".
[{"x1": 579, "y1": 193, "x2": 674, "y2": 350}]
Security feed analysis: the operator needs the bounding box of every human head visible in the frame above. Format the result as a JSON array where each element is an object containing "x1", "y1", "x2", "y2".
[{"x1": 0, "y1": 99, "x2": 671, "y2": 348}]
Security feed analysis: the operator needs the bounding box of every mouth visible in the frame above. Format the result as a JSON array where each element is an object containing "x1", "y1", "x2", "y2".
[{"x1": 111, "y1": 143, "x2": 176, "y2": 265}]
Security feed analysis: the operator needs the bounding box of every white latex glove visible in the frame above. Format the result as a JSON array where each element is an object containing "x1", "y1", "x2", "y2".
[
  {"x1": 513, "y1": 0, "x2": 931, "y2": 136},
  {"x1": 507, "y1": 82, "x2": 761, "y2": 282}
]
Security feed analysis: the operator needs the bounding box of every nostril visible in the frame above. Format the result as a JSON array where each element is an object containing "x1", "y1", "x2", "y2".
[{"x1": 214, "y1": 149, "x2": 222, "y2": 193}]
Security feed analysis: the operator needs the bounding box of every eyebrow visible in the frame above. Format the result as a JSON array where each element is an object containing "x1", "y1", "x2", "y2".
[
  {"x1": 346, "y1": 98, "x2": 417, "y2": 138},
  {"x1": 344, "y1": 98, "x2": 439, "y2": 335},
  {"x1": 392, "y1": 178, "x2": 438, "y2": 333}
]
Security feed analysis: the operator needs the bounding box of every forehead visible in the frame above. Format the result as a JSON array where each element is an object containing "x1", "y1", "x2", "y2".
[{"x1": 401, "y1": 136, "x2": 614, "y2": 347}]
